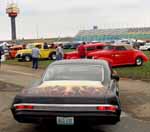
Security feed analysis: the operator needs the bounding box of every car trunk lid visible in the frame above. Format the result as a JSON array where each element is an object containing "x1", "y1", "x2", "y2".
[{"x1": 19, "y1": 81, "x2": 108, "y2": 104}]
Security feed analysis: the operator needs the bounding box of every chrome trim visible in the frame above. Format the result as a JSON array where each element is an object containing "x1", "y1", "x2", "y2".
[{"x1": 14, "y1": 104, "x2": 118, "y2": 112}]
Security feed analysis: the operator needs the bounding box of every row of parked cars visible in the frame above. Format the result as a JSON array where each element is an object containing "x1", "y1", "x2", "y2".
[
  {"x1": 8, "y1": 42, "x2": 81, "y2": 61},
  {"x1": 6, "y1": 42, "x2": 149, "y2": 67},
  {"x1": 64, "y1": 43, "x2": 149, "y2": 67}
]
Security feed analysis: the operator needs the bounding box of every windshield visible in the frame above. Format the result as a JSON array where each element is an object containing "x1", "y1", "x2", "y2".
[
  {"x1": 43, "y1": 65, "x2": 104, "y2": 82},
  {"x1": 26, "y1": 44, "x2": 34, "y2": 49}
]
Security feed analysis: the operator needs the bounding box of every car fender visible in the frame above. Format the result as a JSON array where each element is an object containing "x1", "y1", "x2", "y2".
[{"x1": 133, "y1": 52, "x2": 149, "y2": 62}]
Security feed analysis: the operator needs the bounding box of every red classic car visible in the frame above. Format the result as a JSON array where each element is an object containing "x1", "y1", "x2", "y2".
[
  {"x1": 64, "y1": 43, "x2": 107, "y2": 59},
  {"x1": 9, "y1": 45, "x2": 24, "y2": 58},
  {"x1": 87, "y1": 44, "x2": 148, "y2": 67}
]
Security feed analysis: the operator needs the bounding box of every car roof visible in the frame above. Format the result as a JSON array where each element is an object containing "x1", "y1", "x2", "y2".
[
  {"x1": 10, "y1": 45, "x2": 23, "y2": 49},
  {"x1": 110, "y1": 44, "x2": 134, "y2": 50},
  {"x1": 84, "y1": 43, "x2": 107, "y2": 47},
  {"x1": 51, "y1": 59, "x2": 109, "y2": 66}
]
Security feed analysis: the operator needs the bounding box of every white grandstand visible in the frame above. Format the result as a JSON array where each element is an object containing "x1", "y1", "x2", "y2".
[{"x1": 75, "y1": 27, "x2": 150, "y2": 42}]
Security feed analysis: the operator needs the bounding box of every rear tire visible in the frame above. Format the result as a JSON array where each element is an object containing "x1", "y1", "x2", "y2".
[
  {"x1": 49, "y1": 52, "x2": 56, "y2": 60},
  {"x1": 148, "y1": 48, "x2": 150, "y2": 51},
  {"x1": 24, "y1": 55, "x2": 31, "y2": 62},
  {"x1": 135, "y1": 57, "x2": 143, "y2": 66}
]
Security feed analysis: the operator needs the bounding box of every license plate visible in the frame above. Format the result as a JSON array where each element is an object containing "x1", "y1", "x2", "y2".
[{"x1": 56, "y1": 117, "x2": 74, "y2": 125}]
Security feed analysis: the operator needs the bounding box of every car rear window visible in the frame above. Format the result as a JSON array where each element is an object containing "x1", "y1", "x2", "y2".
[{"x1": 43, "y1": 64, "x2": 104, "y2": 82}]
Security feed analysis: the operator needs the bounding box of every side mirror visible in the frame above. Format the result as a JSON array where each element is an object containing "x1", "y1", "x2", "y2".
[{"x1": 111, "y1": 74, "x2": 120, "y2": 81}]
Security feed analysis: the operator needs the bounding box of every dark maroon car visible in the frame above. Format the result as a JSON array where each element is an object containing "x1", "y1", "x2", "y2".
[{"x1": 64, "y1": 43, "x2": 107, "y2": 59}]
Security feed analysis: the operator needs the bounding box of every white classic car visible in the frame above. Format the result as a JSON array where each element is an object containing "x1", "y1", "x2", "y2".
[{"x1": 139, "y1": 43, "x2": 150, "y2": 51}]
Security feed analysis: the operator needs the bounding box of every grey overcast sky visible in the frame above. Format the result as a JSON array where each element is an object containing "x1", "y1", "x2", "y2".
[{"x1": 0, "y1": 0, "x2": 150, "y2": 40}]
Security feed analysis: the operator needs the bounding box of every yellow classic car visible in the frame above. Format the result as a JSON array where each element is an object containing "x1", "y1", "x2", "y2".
[{"x1": 16, "y1": 43, "x2": 56, "y2": 61}]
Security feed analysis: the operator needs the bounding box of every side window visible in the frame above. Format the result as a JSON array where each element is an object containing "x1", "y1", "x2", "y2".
[
  {"x1": 96, "y1": 46, "x2": 103, "y2": 50},
  {"x1": 103, "y1": 46, "x2": 114, "y2": 50},
  {"x1": 86, "y1": 46, "x2": 96, "y2": 51},
  {"x1": 115, "y1": 46, "x2": 127, "y2": 51}
]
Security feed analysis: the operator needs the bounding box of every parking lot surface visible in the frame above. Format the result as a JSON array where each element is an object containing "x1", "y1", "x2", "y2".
[{"x1": 0, "y1": 64, "x2": 150, "y2": 132}]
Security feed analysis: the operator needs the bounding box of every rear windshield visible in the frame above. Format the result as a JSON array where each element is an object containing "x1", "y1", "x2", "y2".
[{"x1": 43, "y1": 64, "x2": 104, "y2": 82}]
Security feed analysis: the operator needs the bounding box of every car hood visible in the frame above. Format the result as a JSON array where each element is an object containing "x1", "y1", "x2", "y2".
[{"x1": 19, "y1": 80, "x2": 107, "y2": 97}]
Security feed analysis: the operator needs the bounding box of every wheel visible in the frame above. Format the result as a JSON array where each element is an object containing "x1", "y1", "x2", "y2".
[
  {"x1": 49, "y1": 52, "x2": 56, "y2": 60},
  {"x1": 135, "y1": 57, "x2": 143, "y2": 66},
  {"x1": 148, "y1": 48, "x2": 150, "y2": 51},
  {"x1": 24, "y1": 55, "x2": 31, "y2": 62}
]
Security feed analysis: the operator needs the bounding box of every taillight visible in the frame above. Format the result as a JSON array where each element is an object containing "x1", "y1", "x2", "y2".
[
  {"x1": 15, "y1": 105, "x2": 33, "y2": 110},
  {"x1": 96, "y1": 105, "x2": 118, "y2": 112}
]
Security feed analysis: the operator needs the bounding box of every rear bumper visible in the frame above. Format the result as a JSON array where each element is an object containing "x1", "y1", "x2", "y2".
[{"x1": 12, "y1": 110, "x2": 120, "y2": 125}]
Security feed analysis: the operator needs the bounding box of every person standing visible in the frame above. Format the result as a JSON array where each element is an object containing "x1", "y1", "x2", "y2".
[
  {"x1": 32, "y1": 45, "x2": 40, "y2": 69},
  {"x1": 0, "y1": 48, "x2": 4, "y2": 67},
  {"x1": 0, "y1": 49, "x2": 2, "y2": 67},
  {"x1": 43, "y1": 42, "x2": 49, "y2": 49},
  {"x1": 77, "y1": 42, "x2": 86, "y2": 58},
  {"x1": 56, "y1": 44, "x2": 64, "y2": 60}
]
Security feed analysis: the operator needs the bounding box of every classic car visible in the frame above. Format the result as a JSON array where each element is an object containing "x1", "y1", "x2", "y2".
[
  {"x1": 87, "y1": 44, "x2": 148, "y2": 67},
  {"x1": 139, "y1": 43, "x2": 150, "y2": 51},
  {"x1": 9, "y1": 45, "x2": 24, "y2": 58},
  {"x1": 16, "y1": 43, "x2": 56, "y2": 61},
  {"x1": 64, "y1": 43, "x2": 107, "y2": 59},
  {"x1": 11, "y1": 59, "x2": 121, "y2": 125}
]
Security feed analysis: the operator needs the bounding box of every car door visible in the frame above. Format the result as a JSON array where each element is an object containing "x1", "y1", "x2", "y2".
[
  {"x1": 38, "y1": 44, "x2": 50, "y2": 58},
  {"x1": 99, "y1": 45, "x2": 115, "y2": 61},
  {"x1": 112, "y1": 46, "x2": 130, "y2": 65}
]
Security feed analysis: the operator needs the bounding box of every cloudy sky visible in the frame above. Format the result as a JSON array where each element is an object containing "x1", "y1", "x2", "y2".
[{"x1": 0, "y1": 0, "x2": 150, "y2": 40}]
